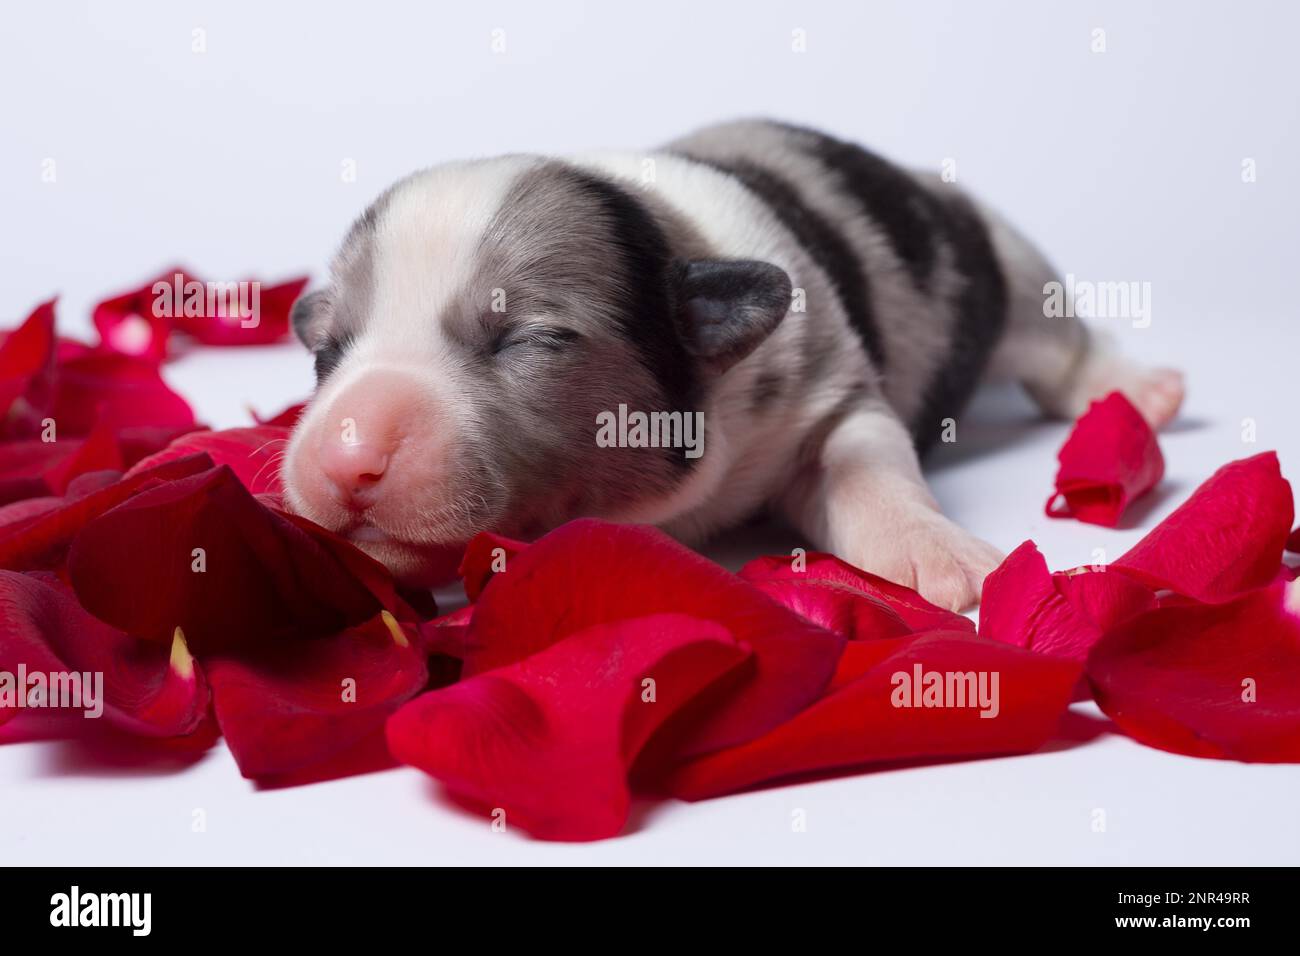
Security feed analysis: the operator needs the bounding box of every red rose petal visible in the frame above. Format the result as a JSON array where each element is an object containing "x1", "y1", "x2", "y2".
[
  {"x1": 0, "y1": 440, "x2": 74, "y2": 505},
  {"x1": 1087, "y1": 583, "x2": 1300, "y2": 761},
  {"x1": 0, "y1": 452, "x2": 214, "y2": 573},
  {"x1": 1053, "y1": 565, "x2": 1158, "y2": 635},
  {"x1": 387, "y1": 612, "x2": 749, "y2": 841},
  {"x1": 463, "y1": 519, "x2": 844, "y2": 757},
  {"x1": 50, "y1": 351, "x2": 196, "y2": 434},
  {"x1": 739, "y1": 551, "x2": 975, "y2": 633},
  {"x1": 980, "y1": 541, "x2": 1155, "y2": 661},
  {"x1": 113, "y1": 423, "x2": 200, "y2": 468},
  {"x1": 251, "y1": 401, "x2": 306, "y2": 428},
  {"x1": 824, "y1": 638, "x2": 911, "y2": 693},
  {"x1": 1113, "y1": 452, "x2": 1293, "y2": 602},
  {"x1": 275, "y1": 508, "x2": 429, "y2": 623},
  {"x1": 0, "y1": 495, "x2": 63, "y2": 533},
  {"x1": 0, "y1": 298, "x2": 56, "y2": 397},
  {"x1": 0, "y1": 298, "x2": 57, "y2": 438},
  {"x1": 209, "y1": 610, "x2": 426, "y2": 779},
  {"x1": 416, "y1": 605, "x2": 473, "y2": 658},
  {"x1": 746, "y1": 577, "x2": 913, "y2": 641},
  {"x1": 458, "y1": 530, "x2": 528, "y2": 601},
  {"x1": 0, "y1": 570, "x2": 210, "y2": 736},
  {"x1": 96, "y1": 270, "x2": 309, "y2": 353},
  {"x1": 91, "y1": 269, "x2": 192, "y2": 362},
  {"x1": 659, "y1": 630, "x2": 1081, "y2": 800},
  {"x1": 980, "y1": 542, "x2": 1092, "y2": 654},
  {"x1": 64, "y1": 469, "x2": 125, "y2": 498},
  {"x1": 41, "y1": 418, "x2": 125, "y2": 494},
  {"x1": 174, "y1": 276, "x2": 309, "y2": 347},
  {"x1": 0, "y1": 420, "x2": 123, "y2": 506},
  {"x1": 125, "y1": 424, "x2": 290, "y2": 496},
  {"x1": 66, "y1": 466, "x2": 394, "y2": 654},
  {"x1": 1046, "y1": 392, "x2": 1164, "y2": 527}
]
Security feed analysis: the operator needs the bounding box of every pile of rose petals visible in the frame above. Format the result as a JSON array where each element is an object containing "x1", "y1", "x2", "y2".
[
  {"x1": 3, "y1": 290, "x2": 1299, "y2": 843},
  {"x1": 385, "y1": 452, "x2": 1299, "y2": 840},
  {"x1": 387, "y1": 522, "x2": 1080, "y2": 838},
  {"x1": 0, "y1": 292, "x2": 445, "y2": 780},
  {"x1": 985, "y1": 452, "x2": 1298, "y2": 757},
  {"x1": 93, "y1": 268, "x2": 310, "y2": 361}
]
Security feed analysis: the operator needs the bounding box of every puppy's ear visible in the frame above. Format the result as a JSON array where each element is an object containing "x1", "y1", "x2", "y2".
[
  {"x1": 290, "y1": 288, "x2": 333, "y2": 348},
  {"x1": 674, "y1": 260, "x2": 792, "y2": 373}
]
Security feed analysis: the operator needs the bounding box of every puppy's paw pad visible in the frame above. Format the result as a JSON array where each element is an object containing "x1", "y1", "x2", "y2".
[
  {"x1": 863, "y1": 515, "x2": 1003, "y2": 613},
  {"x1": 909, "y1": 535, "x2": 998, "y2": 608}
]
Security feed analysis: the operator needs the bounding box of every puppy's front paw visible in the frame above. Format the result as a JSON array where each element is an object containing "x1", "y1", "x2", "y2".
[{"x1": 846, "y1": 512, "x2": 1004, "y2": 612}]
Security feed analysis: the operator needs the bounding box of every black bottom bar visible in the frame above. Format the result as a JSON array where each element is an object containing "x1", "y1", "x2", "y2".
[{"x1": 0, "y1": 867, "x2": 1286, "y2": 942}]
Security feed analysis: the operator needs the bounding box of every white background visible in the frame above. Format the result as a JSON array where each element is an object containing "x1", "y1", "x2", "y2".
[{"x1": 2, "y1": 0, "x2": 1298, "y2": 864}]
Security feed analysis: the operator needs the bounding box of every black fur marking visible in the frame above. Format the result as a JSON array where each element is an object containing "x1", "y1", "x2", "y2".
[
  {"x1": 781, "y1": 123, "x2": 942, "y2": 291},
  {"x1": 672, "y1": 152, "x2": 886, "y2": 369},
  {"x1": 313, "y1": 330, "x2": 354, "y2": 384},
  {"x1": 909, "y1": 192, "x2": 1009, "y2": 455},
  {"x1": 552, "y1": 164, "x2": 701, "y2": 470},
  {"x1": 766, "y1": 123, "x2": 1007, "y2": 453}
]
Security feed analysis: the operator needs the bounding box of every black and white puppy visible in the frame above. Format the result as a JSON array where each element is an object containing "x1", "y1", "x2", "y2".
[{"x1": 284, "y1": 119, "x2": 1184, "y2": 610}]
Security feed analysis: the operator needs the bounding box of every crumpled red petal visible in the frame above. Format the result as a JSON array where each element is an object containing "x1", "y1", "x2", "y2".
[
  {"x1": 462, "y1": 518, "x2": 844, "y2": 757},
  {"x1": 0, "y1": 495, "x2": 64, "y2": 533},
  {"x1": 0, "y1": 570, "x2": 210, "y2": 736},
  {"x1": 1087, "y1": 582, "x2": 1300, "y2": 761},
  {"x1": 739, "y1": 551, "x2": 974, "y2": 633},
  {"x1": 210, "y1": 610, "x2": 426, "y2": 778},
  {"x1": 412, "y1": 606, "x2": 471, "y2": 663},
  {"x1": 744, "y1": 577, "x2": 913, "y2": 641},
  {"x1": 458, "y1": 530, "x2": 529, "y2": 601},
  {"x1": 66, "y1": 466, "x2": 398, "y2": 655},
  {"x1": 276, "y1": 508, "x2": 427, "y2": 623},
  {"x1": 3, "y1": 298, "x2": 198, "y2": 459},
  {"x1": 1053, "y1": 565, "x2": 1160, "y2": 633},
  {"x1": 980, "y1": 541, "x2": 1155, "y2": 661},
  {"x1": 388, "y1": 612, "x2": 749, "y2": 841},
  {"x1": 251, "y1": 401, "x2": 306, "y2": 429},
  {"x1": 41, "y1": 418, "x2": 125, "y2": 493},
  {"x1": 0, "y1": 418, "x2": 125, "y2": 505},
  {"x1": 0, "y1": 452, "x2": 214, "y2": 573},
  {"x1": 92, "y1": 269, "x2": 191, "y2": 362},
  {"x1": 1112, "y1": 452, "x2": 1293, "y2": 602},
  {"x1": 0, "y1": 441, "x2": 77, "y2": 505},
  {"x1": 93, "y1": 271, "x2": 309, "y2": 357},
  {"x1": 0, "y1": 299, "x2": 58, "y2": 438},
  {"x1": 125, "y1": 424, "x2": 290, "y2": 496},
  {"x1": 174, "y1": 276, "x2": 309, "y2": 347},
  {"x1": 658, "y1": 630, "x2": 1082, "y2": 800},
  {"x1": 50, "y1": 351, "x2": 196, "y2": 435},
  {"x1": 1046, "y1": 391, "x2": 1164, "y2": 527}
]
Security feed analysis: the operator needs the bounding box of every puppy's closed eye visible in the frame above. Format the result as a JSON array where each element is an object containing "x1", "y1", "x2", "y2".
[{"x1": 491, "y1": 325, "x2": 582, "y2": 356}]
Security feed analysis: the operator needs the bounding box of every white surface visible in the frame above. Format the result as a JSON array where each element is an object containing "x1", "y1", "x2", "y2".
[{"x1": 2, "y1": 0, "x2": 1299, "y2": 865}]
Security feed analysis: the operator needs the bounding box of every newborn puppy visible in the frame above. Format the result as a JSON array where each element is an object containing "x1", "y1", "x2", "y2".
[{"x1": 284, "y1": 119, "x2": 1184, "y2": 610}]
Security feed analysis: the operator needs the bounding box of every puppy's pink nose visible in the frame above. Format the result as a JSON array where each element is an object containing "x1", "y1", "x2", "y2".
[
  {"x1": 300, "y1": 367, "x2": 436, "y2": 511},
  {"x1": 319, "y1": 434, "x2": 392, "y2": 504}
]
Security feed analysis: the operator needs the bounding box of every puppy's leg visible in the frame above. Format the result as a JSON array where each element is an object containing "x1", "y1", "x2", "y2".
[
  {"x1": 780, "y1": 401, "x2": 1004, "y2": 611},
  {"x1": 983, "y1": 220, "x2": 1184, "y2": 429},
  {"x1": 994, "y1": 321, "x2": 1185, "y2": 429}
]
